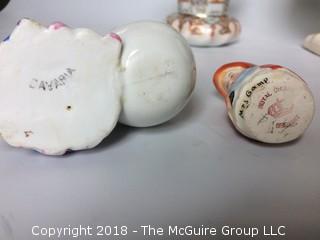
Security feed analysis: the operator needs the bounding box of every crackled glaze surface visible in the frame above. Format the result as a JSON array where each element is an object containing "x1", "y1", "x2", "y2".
[{"x1": 213, "y1": 62, "x2": 315, "y2": 143}]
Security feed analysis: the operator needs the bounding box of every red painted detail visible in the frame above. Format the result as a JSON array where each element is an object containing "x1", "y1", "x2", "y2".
[
  {"x1": 50, "y1": 22, "x2": 67, "y2": 30},
  {"x1": 213, "y1": 62, "x2": 254, "y2": 98},
  {"x1": 267, "y1": 98, "x2": 294, "y2": 119},
  {"x1": 109, "y1": 32, "x2": 122, "y2": 43},
  {"x1": 260, "y1": 64, "x2": 283, "y2": 70}
]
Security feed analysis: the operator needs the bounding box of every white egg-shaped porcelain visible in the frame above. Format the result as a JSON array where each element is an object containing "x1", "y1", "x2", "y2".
[{"x1": 113, "y1": 21, "x2": 196, "y2": 127}]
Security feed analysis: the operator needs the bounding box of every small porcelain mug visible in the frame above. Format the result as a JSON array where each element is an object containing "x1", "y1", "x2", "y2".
[{"x1": 213, "y1": 62, "x2": 315, "y2": 143}]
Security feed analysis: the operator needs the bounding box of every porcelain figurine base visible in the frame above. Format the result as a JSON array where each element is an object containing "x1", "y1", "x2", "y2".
[
  {"x1": 213, "y1": 62, "x2": 315, "y2": 144},
  {"x1": 167, "y1": 13, "x2": 240, "y2": 47},
  {"x1": 0, "y1": 19, "x2": 196, "y2": 155}
]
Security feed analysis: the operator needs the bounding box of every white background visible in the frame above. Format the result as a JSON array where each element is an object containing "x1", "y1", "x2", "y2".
[{"x1": 0, "y1": 0, "x2": 319, "y2": 239}]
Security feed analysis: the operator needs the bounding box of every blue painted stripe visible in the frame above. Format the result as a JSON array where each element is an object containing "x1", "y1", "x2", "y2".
[
  {"x1": 229, "y1": 66, "x2": 258, "y2": 94},
  {"x1": 3, "y1": 35, "x2": 10, "y2": 42}
]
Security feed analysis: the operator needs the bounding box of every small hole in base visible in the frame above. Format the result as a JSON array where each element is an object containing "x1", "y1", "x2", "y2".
[
  {"x1": 24, "y1": 131, "x2": 33, "y2": 138},
  {"x1": 67, "y1": 106, "x2": 72, "y2": 111}
]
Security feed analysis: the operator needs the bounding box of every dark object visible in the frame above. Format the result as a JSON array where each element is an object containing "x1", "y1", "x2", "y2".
[
  {"x1": 229, "y1": 91, "x2": 235, "y2": 105},
  {"x1": 0, "y1": 0, "x2": 10, "y2": 11}
]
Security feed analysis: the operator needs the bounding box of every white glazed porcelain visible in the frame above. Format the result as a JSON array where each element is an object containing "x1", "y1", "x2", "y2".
[
  {"x1": 114, "y1": 22, "x2": 196, "y2": 127},
  {"x1": 304, "y1": 33, "x2": 320, "y2": 55},
  {"x1": 0, "y1": 19, "x2": 196, "y2": 155},
  {"x1": 0, "y1": 19, "x2": 122, "y2": 155},
  {"x1": 213, "y1": 62, "x2": 315, "y2": 143}
]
